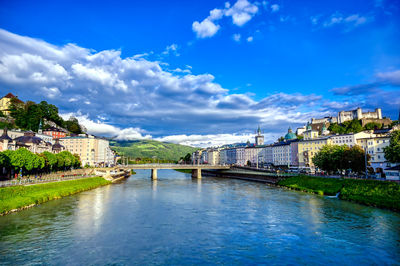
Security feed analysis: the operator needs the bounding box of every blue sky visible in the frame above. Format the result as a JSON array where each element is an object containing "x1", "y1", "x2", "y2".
[{"x1": 0, "y1": 0, "x2": 399, "y2": 146}]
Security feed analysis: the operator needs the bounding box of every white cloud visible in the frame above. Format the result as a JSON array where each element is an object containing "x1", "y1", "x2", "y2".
[
  {"x1": 376, "y1": 69, "x2": 400, "y2": 85},
  {"x1": 162, "y1": 43, "x2": 179, "y2": 56},
  {"x1": 0, "y1": 28, "x2": 357, "y2": 147},
  {"x1": 233, "y1": 33, "x2": 241, "y2": 42},
  {"x1": 41, "y1": 87, "x2": 61, "y2": 99},
  {"x1": 225, "y1": 0, "x2": 259, "y2": 26},
  {"x1": 155, "y1": 133, "x2": 266, "y2": 147},
  {"x1": 323, "y1": 13, "x2": 369, "y2": 28},
  {"x1": 192, "y1": 0, "x2": 259, "y2": 38},
  {"x1": 246, "y1": 36, "x2": 254, "y2": 42},
  {"x1": 192, "y1": 19, "x2": 221, "y2": 38},
  {"x1": 61, "y1": 112, "x2": 152, "y2": 140},
  {"x1": 270, "y1": 4, "x2": 280, "y2": 12},
  {"x1": 209, "y1": 8, "x2": 224, "y2": 20}
]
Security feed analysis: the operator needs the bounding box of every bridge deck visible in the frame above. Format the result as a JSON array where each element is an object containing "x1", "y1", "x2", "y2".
[{"x1": 118, "y1": 164, "x2": 230, "y2": 170}]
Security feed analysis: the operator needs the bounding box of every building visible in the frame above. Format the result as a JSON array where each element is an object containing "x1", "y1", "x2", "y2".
[
  {"x1": 255, "y1": 126, "x2": 264, "y2": 146},
  {"x1": 356, "y1": 135, "x2": 392, "y2": 173},
  {"x1": 0, "y1": 128, "x2": 14, "y2": 151},
  {"x1": 60, "y1": 135, "x2": 114, "y2": 167},
  {"x1": 192, "y1": 150, "x2": 203, "y2": 164},
  {"x1": 235, "y1": 147, "x2": 246, "y2": 166},
  {"x1": 52, "y1": 138, "x2": 65, "y2": 153},
  {"x1": 310, "y1": 107, "x2": 391, "y2": 127},
  {"x1": 260, "y1": 145, "x2": 273, "y2": 166},
  {"x1": 0, "y1": 93, "x2": 24, "y2": 115},
  {"x1": 226, "y1": 148, "x2": 237, "y2": 165},
  {"x1": 272, "y1": 141, "x2": 291, "y2": 166},
  {"x1": 298, "y1": 136, "x2": 332, "y2": 169},
  {"x1": 43, "y1": 127, "x2": 67, "y2": 139},
  {"x1": 244, "y1": 146, "x2": 262, "y2": 166},
  {"x1": 219, "y1": 149, "x2": 228, "y2": 165},
  {"x1": 14, "y1": 131, "x2": 53, "y2": 153},
  {"x1": 385, "y1": 165, "x2": 400, "y2": 181},
  {"x1": 207, "y1": 149, "x2": 220, "y2": 165},
  {"x1": 201, "y1": 150, "x2": 208, "y2": 164},
  {"x1": 330, "y1": 131, "x2": 375, "y2": 148},
  {"x1": 303, "y1": 123, "x2": 319, "y2": 140}
]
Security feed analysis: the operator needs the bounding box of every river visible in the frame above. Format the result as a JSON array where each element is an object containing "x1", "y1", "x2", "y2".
[{"x1": 0, "y1": 170, "x2": 399, "y2": 265}]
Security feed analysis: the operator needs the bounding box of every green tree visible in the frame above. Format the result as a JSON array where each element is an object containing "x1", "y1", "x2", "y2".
[
  {"x1": 183, "y1": 153, "x2": 191, "y2": 163},
  {"x1": 64, "y1": 117, "x2": 83, "y2": 134},
  {"x1": 41, "y1": 151, "x2": 58, "y2": 171},
  {"x1": 384, "y1": 130, "x2": 400, "y2": 163},
  {"x1": 343, "y1": 145, "x2": 368, "y2": 174},
  {"x1": 364, "y1": 122, "x2": 382, "y2": 130},
  {"x1": 313, "y1": 144, "x2": 367, "y2": 174}
]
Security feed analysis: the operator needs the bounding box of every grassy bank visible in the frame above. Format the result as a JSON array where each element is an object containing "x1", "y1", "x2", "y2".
[
  {"x1": 0, "y1": 177, "x2": 111, "y2": 215},
  {"x1": 278, "y1": 175, "x2": 400, "y2": 211}
]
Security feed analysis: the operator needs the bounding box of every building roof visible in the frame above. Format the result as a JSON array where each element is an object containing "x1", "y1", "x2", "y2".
[
  {"x1": 52, "y1": 139, "x2": 64, "y2": 151},
  {"x1": 14, "y1": 131, "x2": 44, "y2": 145},
  {"x1": 0, "y1": 128, "x2": 12, "y2": 142},
  {"x1": 285, "y1": 127, "x2": 297, "y2": 140},
  {"x1": 43, "y1": 127, "x2": 66, "y2": 133},
  {"x1": 2, "y1": 93, "x2": 24, "y2": 103}
]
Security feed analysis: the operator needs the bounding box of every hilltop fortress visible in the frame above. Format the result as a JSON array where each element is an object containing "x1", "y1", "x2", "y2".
[{"x1": 310, "y1": 107, "x2": 392, "y2": 127}]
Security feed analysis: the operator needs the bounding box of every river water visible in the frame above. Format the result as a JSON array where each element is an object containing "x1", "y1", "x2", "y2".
[{"x1": 0, "y1": 170, "x2": 399, "y2": 265}]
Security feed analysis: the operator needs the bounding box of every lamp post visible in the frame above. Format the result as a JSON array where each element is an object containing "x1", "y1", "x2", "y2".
[{"x1": 365, "y1": 145, "x2": 368, "y2": 179}]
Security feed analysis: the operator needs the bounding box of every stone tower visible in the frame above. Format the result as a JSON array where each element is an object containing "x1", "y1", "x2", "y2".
[{"x1": 255, "y1": 125, "x2": 264, "y2": 146}]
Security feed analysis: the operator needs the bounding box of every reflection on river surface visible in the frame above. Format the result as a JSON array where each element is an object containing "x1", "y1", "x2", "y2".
[{"x1": 0, "y1": 169, "x2": 399, "y2": 265}]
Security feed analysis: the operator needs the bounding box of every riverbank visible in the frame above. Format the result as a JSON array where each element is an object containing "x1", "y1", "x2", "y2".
[
  {"x1": 0, "y1": 177, "x2": 111, "y2": 215},
  {"x1": 278, "y1": 175, "x2": 400, "y2": 211}
]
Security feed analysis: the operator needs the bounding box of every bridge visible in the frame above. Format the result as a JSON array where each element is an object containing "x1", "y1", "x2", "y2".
[{"x1": 117, "y1": 164, "x2": 231, "y2": 180}]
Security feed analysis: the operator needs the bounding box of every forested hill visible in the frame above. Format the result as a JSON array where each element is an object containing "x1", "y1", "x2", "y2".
[{"x1": 109, "y1": 139, "x2": 198, "y2": 161}]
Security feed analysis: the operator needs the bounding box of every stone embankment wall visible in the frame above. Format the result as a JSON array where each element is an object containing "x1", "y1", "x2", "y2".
[{"x1": 25, "y1": 168, "x2": 95, "y2": 179}]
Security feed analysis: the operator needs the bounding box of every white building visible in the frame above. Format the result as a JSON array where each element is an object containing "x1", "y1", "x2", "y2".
[
  {"x1": 244, "y1": 146, "x2": 262, "y2": 166},
  {"x1": 219, "y1": 149, "x2": 228, "y2": 165},
  {"x1": 356, "y1": 135, "x2": 392, "y2": 173},
  {"x1": 207, "y1": 149, "x2": 220, "y2": 165},
  {"x1": 60, "y1": 135, "x2": 114, "y2": 167},
  {"x1": 235, "y1": 147, "x2": 246, "y2": 166},
  {"x1": 272, "y1": 142, "x2": 291, "y2": 166}
]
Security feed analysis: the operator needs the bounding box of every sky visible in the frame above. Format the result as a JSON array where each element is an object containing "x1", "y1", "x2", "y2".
[{"x1": 0, "y1": 0, "x2": 399, "y2": 147}]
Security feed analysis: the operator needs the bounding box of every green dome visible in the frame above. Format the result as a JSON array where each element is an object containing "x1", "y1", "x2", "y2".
[
  {"x1": 284, "y1": 127, "x2": 297, "y2": 140},
  {"x1": 285, "y1": 132, "x2": 297, "y2": 140}
]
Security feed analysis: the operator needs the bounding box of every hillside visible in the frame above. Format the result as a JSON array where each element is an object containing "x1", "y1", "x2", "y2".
[{"x1": 109, "y1": 139, "x2": 198, "y2": 161}]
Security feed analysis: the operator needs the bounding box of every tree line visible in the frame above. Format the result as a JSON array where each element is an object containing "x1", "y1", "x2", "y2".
[
  {"x1": 3, "y1": 98, "x2": 84, "y2": 134},
  {"x1": 0, "y1": 148, "x2": 81, "y2": 179},
  {"x1": 328, "y1": 119, "x2": 399, "y2": 135}
]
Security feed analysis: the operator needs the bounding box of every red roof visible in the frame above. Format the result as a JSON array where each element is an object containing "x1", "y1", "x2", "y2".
[
  {"x1": 3, "y1": 93, "x2": 24, "y2": 103},
  {"x1": 4, "y1": 93, "x2": 16, "y2": 98}
]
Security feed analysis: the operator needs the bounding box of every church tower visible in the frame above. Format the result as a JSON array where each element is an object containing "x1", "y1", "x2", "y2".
[
  {"x1": 38, "y1": 119, "x2": 43, "y2": 134},
  {"x1": 255, "y1": 125, "x2": 264, "y2": 146}
]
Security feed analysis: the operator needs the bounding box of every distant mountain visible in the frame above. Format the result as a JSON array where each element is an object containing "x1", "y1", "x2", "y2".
[{"x1": 109, "y1": 139, "x2": 198, "y2": 161}]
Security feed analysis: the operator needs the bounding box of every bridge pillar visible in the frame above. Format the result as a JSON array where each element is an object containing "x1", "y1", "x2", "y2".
[
  {"x1": 151, "y1": 169, "x2": 158, "y2": 180},
  {"x1": 192, "y1": 168, "x2": 202, "y2": 179}
]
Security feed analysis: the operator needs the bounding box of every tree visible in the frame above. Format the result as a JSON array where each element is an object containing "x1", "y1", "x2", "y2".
[
  {"x1": 183, "y1": 153, "x2": 191, "y2": 163},
  {"x1": 364, "y1": 122, "x2": 382, "y2": 130},
  {"x1": 41, "y1": 151, "x2": 58, "y2": 171},
  {"x1": 343, "y1": 145, "x2": 368, "y2": 174},
  {"x1": 313, "y1": 144, "x2": 368, "y2": 175},
  {"x1": 384, "y1": 130, "x2": 400, "y2": 163},
  {"x1": 64, "y1": 116, "x2": 83, "y2": 134}
]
